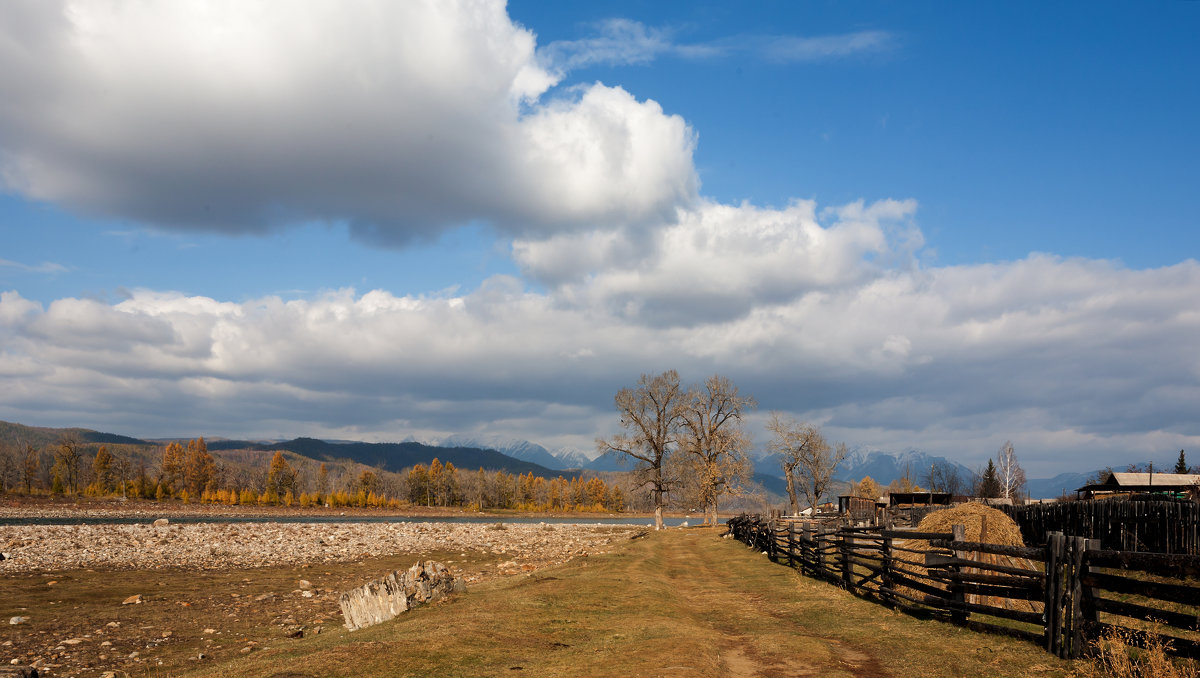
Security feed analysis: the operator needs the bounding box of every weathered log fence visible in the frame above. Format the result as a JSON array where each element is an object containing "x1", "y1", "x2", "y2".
[
  {"x1": 727, "y1": 514, "x2": 1200, "y2": 660},
  {"x1": 1003, "y1": 500, "x2": 1200, "y2": 555}
]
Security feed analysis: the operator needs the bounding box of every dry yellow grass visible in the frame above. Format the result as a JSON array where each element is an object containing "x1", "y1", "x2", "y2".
[{"x1": 1073, "y1": 626, "x2": 1200, "y2": 678}]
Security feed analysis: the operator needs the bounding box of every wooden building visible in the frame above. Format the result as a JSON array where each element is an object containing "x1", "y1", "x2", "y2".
[{"x1": 1075, "y1": 471, "x2": 1200, "y2": 500}]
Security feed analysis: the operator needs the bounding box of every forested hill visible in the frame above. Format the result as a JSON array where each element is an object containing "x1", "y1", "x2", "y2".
[
  {"x1": 0, "y1": 420, "x2": 151, "y2": 449},
  {"x1": 211, "y1": 437, "x2": 572, "y2": 478}
]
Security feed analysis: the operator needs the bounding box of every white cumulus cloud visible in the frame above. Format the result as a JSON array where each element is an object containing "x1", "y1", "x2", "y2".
[{"x1": 0, "y1": 0, "x2": 697, "y2": 242}]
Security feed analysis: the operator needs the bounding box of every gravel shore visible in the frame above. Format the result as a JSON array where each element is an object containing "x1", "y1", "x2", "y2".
[{"x1": 0, "y1": 520, "x2": 643, "y2": 574}]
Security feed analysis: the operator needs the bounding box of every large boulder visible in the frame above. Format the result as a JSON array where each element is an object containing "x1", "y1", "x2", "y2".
[{"x1": 339, "y1": 561, "x2": 465, "y2": 632}]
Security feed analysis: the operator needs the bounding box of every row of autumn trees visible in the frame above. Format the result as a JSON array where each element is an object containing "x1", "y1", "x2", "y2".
[
  {"x1": 598, "y1": 370, "x2": 850, "y2": 530},
  {"x1": 0, "y1": 435, "x2": 625, "y2": 512}
]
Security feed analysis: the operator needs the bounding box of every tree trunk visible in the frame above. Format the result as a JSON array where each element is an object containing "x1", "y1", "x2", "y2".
[
  {"x1": 784, "y1": 470, "x2": 799, "y2": 516},
  {"x1": 654, "y1": 505, "x2": 664, "y2": 531}
]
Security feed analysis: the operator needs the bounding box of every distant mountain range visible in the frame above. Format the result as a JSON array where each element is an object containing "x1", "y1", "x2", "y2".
[
  {"x1": 208, "y1": 437, "x2": 576, "y2": 479},
  {"x1": 435, "y1": 434, "x2": 594, "y2": 471},
  {"x1": 2, "y1": 420, "x2": 1105, "y2": 499}
]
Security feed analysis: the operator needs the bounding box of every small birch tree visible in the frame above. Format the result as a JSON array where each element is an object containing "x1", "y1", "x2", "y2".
[{"x1": 997, "y1": 440, "x2": 1026, "y2": 500}]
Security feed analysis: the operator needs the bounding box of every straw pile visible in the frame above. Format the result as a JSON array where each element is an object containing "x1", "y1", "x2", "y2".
[
  {"x1": 915, "y1": 502, "x2": 1024, "y2": 546},
  {"x1": 897, "y1": 502, "x2": 1037, "y2": 613}
]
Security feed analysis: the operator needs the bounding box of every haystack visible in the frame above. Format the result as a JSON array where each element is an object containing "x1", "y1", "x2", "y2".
[
  {"x1": 899, "y1": 503, "x2": 1037, "y2": 613},
  {"x1": 915, "y1": 502, "x2": 1024, "y2": 546}
]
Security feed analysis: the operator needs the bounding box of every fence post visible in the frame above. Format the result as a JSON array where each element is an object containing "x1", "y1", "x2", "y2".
[
  {"x1": 1080, "y1": 538, "x2": 1101, "y2": 634},
  {"x1": 1067, "y1": 536, "x2": 1092, "y2": 659},
  {"x1": 1044, "y1": 532, "x2": 1065, "y2": 656},
  {"x1": 949, "y1": 524, "x2": 967, "y2": 625},
  {"x1": 881, "y1": 531, "x2": 894, "y2": 608},
  {"x1": 816, "y1": 528, "x2": 827, "y2": 577},
  {"x1": 841, "y1": 529, "x2": 854, "y2": 591},
  {"x1": 806, "y1": 520, "x2": 816, "y2": 573},
  {"x1": 787, "y1": 522, "x2": 796, "y2": 569}
]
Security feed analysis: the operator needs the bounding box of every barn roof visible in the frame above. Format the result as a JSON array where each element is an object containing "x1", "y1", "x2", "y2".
[{"x1": 1075, "y1": 471, "x2": 1200, "y2": 493}]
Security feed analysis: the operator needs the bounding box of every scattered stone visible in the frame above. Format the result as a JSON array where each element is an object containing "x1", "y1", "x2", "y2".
[
  {"x1": 253, "y1": 593, "x2": 274, "y2": 602},
  {"x1": 161, "y1": 631, "x2": 172, "y2": 638},
  {"x1": 152, "y1": 519, "x2": 169, "y2": 528},
  {"x1": 105, "y1": 622, "x2": 120, "y2": 628},
  {"x1": 297, "y1": 579, "x2": 312, "y2": 589},
  {"x1": 239, "y1": 646, "x2": 253, "y2": 654},
  {"x1": 339, "y1": 560, "x2": 465, "y2": 631},
  {"x1": 203, "y1": 628, "x2": 215, "y2": 635},
  {"x1": 0, "y1": 666, "x2": 38, "y2": 677},
  {"x1": 100, "y1": 641, "x2": 111, "y2": 647},
  {"x1": 9, "y1": 617, "x2": 29, "y2": 625},
  {"x1": 197, "y1": 653, "x2": 207, "y2": 660},
  {"x1": 61, "y1": 639, "x2": 83, "y2": 646},
  {"x1": 121, "y1": 594, "x2": 142, "y2": 605},
  {"x1": 44, "y1": 581, "x2": 57, "y2": 587},
  {"x1": 301, "y1": 590, "x2": 313, "y2": 598}
]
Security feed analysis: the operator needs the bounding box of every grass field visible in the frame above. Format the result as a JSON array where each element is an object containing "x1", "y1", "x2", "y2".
[{"x1": 165, "y1": 527, "x2": 1072, "y2": 678}]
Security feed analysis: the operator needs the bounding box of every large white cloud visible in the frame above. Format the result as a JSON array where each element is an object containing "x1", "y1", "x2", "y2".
[
  {"x1": 0, "y1": 0, "x2": 697, "y2": 241},
  {"x1": 2, "y1": 204, "x2": 1198, "y2": 474}
]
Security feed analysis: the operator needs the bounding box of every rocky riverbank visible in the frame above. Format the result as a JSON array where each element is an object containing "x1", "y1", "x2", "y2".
[{"x1": 0, "y1": 520, "x2": 642, "y2": 574}]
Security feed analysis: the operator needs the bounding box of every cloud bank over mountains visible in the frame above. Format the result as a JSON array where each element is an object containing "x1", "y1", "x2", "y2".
[{"x1": 0, "y1": 1, "x2": 1196, "y2": 475}]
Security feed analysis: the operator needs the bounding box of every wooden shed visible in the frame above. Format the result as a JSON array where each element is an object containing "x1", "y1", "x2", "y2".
[{"x1": 1075, "y1": 471, "x2": 1200, "y2": 500}]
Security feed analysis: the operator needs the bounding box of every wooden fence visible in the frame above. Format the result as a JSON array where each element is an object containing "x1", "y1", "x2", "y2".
[
  {"x1": 1003, "y1": 500, "x2": 1200, "y2": 555},
  {"x1": 727, "y1": 514, "x2": 1200, "y2": 659}
]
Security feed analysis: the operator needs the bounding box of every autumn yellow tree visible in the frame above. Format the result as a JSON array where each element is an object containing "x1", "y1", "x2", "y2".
[
  {"x1": 265, "y1": 451, "x2": 295, "y2": 499},
  {"x1": 92, "y1": 445, "x2": 114, "y2": 493},
  {"x1": 408, "y1": 463, "x2": 429, "y2": 505},
  {"x1": 856, "y1": 476, "x2": 881, "y2": 501},
  {"x1": 183, "y1": 438, "x2": 217, "y2": 496},
  {"x1": 161, "y1": 441, "x2": 185, "y2": 495},
  {"x1": 597, "y1": 370, "x2": 685, "y2": 530},
  {"x1": 679, "y1": 375, "x2": 755, "y2": 526}
]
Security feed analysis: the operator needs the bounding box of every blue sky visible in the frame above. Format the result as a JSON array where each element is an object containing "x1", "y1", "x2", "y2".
[{"x1": 1, "y1": 1, "x2": 1197, "y2": 478}]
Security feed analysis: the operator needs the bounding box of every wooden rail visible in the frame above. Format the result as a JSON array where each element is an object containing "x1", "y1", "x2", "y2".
[{"x1": 726, "y1": 514, "x2": 1200, "y2": 660}]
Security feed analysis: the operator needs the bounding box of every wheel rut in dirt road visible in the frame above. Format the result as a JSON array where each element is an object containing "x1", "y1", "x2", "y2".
[{"x1": 652, "y1": 530, "x2": 888, "y2": 677}]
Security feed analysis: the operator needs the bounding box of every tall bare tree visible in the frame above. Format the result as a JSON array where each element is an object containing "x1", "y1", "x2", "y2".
[
  {"x1": 767, "y1": 414, "x2": 845, "y2": 515},
  {"x1": 997, "y1": 441, "x2": 1026, "y2": 500},
  {"x1": 55, "y1": 435, "x2": 82, "y2": 494},
  {"x1": 923, "y1": 460, "x2": 965, "y2": 496},
  {"x1": 597, "y1": 370, "x2": 685, "y2": 530},
  {"x1": 22, "y1": 444, "x2": 39, "y2": 494},
  {"x1": 0, "y1": 442, "x2": 15, "y2": 493},
  {"x1": 678, "y1": 375, "x2": 755, "y2": 526}
]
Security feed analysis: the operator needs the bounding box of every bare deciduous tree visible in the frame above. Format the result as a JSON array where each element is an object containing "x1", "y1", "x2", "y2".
[
  {"x1": 0, "y1": 442, "x2": 15, "y2": 493},
  {"x1": 767, "y1": 414, "x2": 845, "y2": 515},
  {"x1": 997, "y1": 440, "x2": 1026, "y2": 500},
  {"x1": 597, "y1": 370, "x2": 686, "y2": 530},
  {"x1": 678, "y1": 375, "x2": 755, "y2": 526},
  {"x1": 55, "y1": 435, "x2": 82, "y2": 494},
  {"x1": 923, "y1": 460, "x2": 965, "y2": 496},
  {"x1": 22, "y1": 444, "x2": 39, "y2": 494}
]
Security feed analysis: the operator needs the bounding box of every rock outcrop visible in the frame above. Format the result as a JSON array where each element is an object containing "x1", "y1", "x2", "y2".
[{"x1": 339, "y1": 560, "x2": 465, "y2": 631}]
